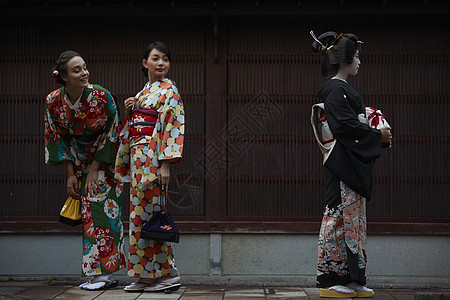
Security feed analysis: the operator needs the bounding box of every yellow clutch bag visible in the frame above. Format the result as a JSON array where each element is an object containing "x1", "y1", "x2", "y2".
[{"x1": 59, "y1": 197, "x2": 82, "y2": 226}]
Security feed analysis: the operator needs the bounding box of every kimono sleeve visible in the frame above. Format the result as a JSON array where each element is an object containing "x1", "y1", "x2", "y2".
[
  {"x1": 114, "y1": 116, "x2": 131, "y2": 182},
  {"x1": 93, "y1": 91, "x2": 120, "y2": 165},
  {"x1": 325, "y1": 87, "x2": 381, "y2": 162},
  {"x1": 44, "y1": 93, "x2": 74, "y2": 166},
  {"x1": 157, "y1": 85, "x2": 185, "y2": 162}
]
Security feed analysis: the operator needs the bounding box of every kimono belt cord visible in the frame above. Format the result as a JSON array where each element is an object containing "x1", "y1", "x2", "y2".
[{"x1": 133, "y1": 122, "x2": 156, "y2": 126}]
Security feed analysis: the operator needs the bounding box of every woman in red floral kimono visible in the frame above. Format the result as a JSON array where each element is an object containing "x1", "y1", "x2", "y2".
[
  {"x1": 115, "y1": 42, "x2": 185, "y2": 293},
  {"x1": 44, "y1": 51, "x2": 125, "y2": 290},
  {"x1": 310, "y1": 32, "x2": 392, "y2": 298}
]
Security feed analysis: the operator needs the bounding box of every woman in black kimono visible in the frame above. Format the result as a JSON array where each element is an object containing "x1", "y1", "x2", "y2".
[{"x1": 310, "y1": 31, "x2": 392, "y2": 298}]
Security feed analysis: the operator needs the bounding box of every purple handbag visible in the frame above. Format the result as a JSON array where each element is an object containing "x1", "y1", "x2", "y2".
[{"x1": 140, "y1": 185, "x2": 180, "y2": 243}]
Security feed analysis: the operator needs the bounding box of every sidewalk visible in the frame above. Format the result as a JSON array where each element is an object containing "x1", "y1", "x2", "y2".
[{"x1": 0, "y1": 281, "x2": 449, "y2": 300}]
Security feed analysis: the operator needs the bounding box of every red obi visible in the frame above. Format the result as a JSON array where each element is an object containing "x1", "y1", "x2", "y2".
[{"x1": 130, "y1": 107, "x2": 158, "y2": 137}]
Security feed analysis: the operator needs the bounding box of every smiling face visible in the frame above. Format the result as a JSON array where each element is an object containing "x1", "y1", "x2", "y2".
[
  {"x1": 142, "y1": 48, "x2": 171, "y2": 83},
  {"x1": 61, "y1": 56, "x2": 89, "y2": 88}
]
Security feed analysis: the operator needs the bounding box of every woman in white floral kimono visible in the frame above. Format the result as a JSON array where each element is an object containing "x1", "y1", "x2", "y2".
[{"x1": 115, "y1": 42, "x2": 185, "y2": 293}]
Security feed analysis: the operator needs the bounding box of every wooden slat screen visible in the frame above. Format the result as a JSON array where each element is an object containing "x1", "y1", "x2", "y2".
[
  {"x1": 0, "y1": 17, "x2": 207, "y2": 224},
  {"x1": 225, "y1": 15, "x2": 449, "y2": 223},
  {"x1": 0, "y1": 12, "x2": 448, "y2": 233}
]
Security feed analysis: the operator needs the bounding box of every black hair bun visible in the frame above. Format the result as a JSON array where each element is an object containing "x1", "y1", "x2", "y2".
[{"x1": 311, "y1": 31, "x2": 338, "y2": 53}]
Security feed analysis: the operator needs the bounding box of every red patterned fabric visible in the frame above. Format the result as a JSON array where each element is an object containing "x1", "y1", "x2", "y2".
[{"x1": 130, "y1": 108, "x2": 158, "y2": 137}]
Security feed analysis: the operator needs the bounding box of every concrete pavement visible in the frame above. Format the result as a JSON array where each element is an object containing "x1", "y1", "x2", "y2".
[{"x1": 0, "y1": 281, "x2": 449, "y2": 300}]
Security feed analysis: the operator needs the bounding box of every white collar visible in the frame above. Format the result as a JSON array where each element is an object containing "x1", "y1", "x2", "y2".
[
  {"x1": 64, "y1": 93, "x2": 82, "y2": 111},
  {"x1": 331, "y1": 77, "x2": 348, "y2": 83}
]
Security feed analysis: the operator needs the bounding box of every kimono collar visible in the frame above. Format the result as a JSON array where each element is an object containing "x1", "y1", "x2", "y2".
[
  {"x1": 60, "y1": 84, "x2": 93, "y2": 110},
  {"x1": 144, "y1": 78, "x2": 174, "y2": 89},
  {"x1": 60, "y1": 84, "x2": 93, "y2": 101},
  {"x1": 331, "y1": 77, "x2": 348, "y2": 84}
]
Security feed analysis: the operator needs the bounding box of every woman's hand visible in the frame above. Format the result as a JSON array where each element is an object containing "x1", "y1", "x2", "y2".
[
  {"x1": 86, "y1": 169, "x2": 100, "y2": 197},
  {"x1": 65, "y1": 161, "x2": 80, "y2": 199},
  {"x1": 380, "y1": 126, "x2": 392, "y2": 146},
  {"x1": 67, "y1": 175, "x2": 80, "y2": 200},
  {"x1": 159, "y1": 161, "x2": 171, "y2": 185},
  {"x1": 124, "y1": 97, "x2": 138, "y2": 120},
  {"x1": 86, "y1": 160, "x2": 102, "y2": 197}
]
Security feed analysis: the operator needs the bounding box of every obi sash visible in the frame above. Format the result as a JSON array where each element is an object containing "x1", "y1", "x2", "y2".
[
  {"x1": 130, "y1": 107, "x2": 158, "y2": 137},
  {"x1": 70, "y1": 130, "x2": 101, "y2": 144},
  {"x1": 311, "y1": 103, "x2": 390, "y2": 164}
]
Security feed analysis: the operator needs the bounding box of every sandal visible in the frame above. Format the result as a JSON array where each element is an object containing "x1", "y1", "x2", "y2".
[
  {"x1": 144, "y1": 282, "x2": 181, "y2": 292},
  {"x1": 79, "y1": 281, "x2": 90, "y2": 289},
  {"x1": 124, "y1": 279, "x2": 157, "y2": 292},
  {"x1": 319, "y1": 285, "x2": 357, "y2": 298},
  {"x1": 81, "y1": 279, "x2": 119, "y2": 291},
  {"x1": 346, "y1": 282, "x2": 375, "y2": 298}
]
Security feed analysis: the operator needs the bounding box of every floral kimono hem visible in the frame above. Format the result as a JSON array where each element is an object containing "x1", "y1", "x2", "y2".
[
  {"x1": 115, "y1": 78, "x2": 184, "y2": 279},
  {"x1": 317, "y1": 182, "x2": 367, "y2": 288},
  {"x1": 44, "y1": 84, "x2": 126, "y2": 276}
]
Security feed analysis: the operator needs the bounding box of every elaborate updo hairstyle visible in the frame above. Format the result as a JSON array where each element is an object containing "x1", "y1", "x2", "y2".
[
  {"x1": 311, "y1": 31, "x2": 361, "y2": 78},
  {"x1": 52, "y1": 50, "x2": 81, "y2": 85},
  {"x1": 142, "y1": 41, "x2": 172, "y2": 79}
]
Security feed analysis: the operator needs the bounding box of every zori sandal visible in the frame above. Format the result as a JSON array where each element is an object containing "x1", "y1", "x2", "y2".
[
  {"x1": 81, "y1": 279, "x2": 119, "y2": 291},
  {"x1": 319, "y1": 285, "x2": 357, "y2": 298},
  {"x1": 144, "y1": 282, "x2": 181, "y2": 292},
  {"x1": 124, "y1": 279, "x2": 157, "y2": 292},
  {"x1": 346, "y1": 282, "x2": 375, "y2": 298}
]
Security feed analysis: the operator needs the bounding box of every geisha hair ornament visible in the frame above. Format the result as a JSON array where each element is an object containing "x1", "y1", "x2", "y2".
[
  {"x1": 336, "y1": 32, "x2": 364, "y2": 46},
  {"x1": 336, "y1": 33, "x2": 345, "y2": 40},
  {"x1": 52, "y1": 70, "x2": 59, "y2": 88},
  {"x1": 310, "y1": 30, "x2": 326, "y2": 51},
  {"x1": 335, "y1": 33, "x2": 364, "y2": 45},
  {"x1": 327, "y1": 33, "x2": 345, "y2": 50}
]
